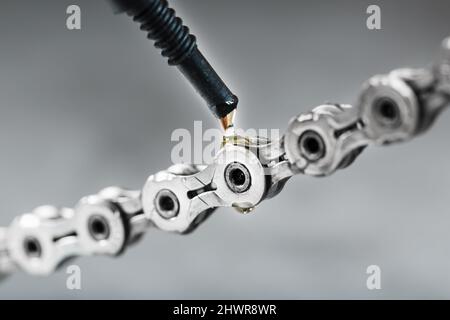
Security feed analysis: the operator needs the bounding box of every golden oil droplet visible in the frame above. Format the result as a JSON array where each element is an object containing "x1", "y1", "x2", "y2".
[
  {"x1": 233, "y1": 205, "x2": 255, "y2": 214},
  {"x1": 221, "y1": 132, "x2": 251, "y2": 147}
]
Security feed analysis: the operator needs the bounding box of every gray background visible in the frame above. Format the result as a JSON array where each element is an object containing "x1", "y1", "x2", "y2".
[{"x1": 0, "y1": 0, "x2": 449, "y2": 299}]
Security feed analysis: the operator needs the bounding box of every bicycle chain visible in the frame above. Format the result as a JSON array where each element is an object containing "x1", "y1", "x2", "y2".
[{"x1": 1, "y1": 38, "x2": 449, "y2": 278}]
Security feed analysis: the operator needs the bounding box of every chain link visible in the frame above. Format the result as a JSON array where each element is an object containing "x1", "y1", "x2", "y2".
[
  {"x1": 0, "y1": 227, "x2": 14, "y2": 279},
  {"x1": 1, "y1": 38, "x2": 449, "y2": 279},
  {"x1": 4, "y1": 187, "x2": 144, "y2": 275}
]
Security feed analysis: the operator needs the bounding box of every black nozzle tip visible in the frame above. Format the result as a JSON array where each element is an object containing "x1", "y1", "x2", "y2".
[{"x1": 211, "y1": 95, "x2": 238, "y2": 119}]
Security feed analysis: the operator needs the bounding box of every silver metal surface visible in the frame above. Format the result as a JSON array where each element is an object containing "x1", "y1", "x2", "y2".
[
  {"x1": 436, "y1": 37, "x2": 450, "y2": 96},
  {"x1": 3, "y1": 188, "x2": 143, "y2": 276},
  {"x1": 0, "y1": 37, "x2": 449, "y2": 280},
  {"x1": 285, "y1": 104, "x2": 368, "y2": 176},
  {"x1": 0, "y1": 227, "x2": 14, "y2": 279}
]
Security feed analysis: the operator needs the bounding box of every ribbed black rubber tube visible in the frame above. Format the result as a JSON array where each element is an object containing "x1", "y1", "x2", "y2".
[{"x1": 109, "y1": 0, "x2": 238, "y2": 118}]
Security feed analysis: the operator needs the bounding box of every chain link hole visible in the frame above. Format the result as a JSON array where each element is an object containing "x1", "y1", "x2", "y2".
[
  {"x1": 299, "y1": 131, "x2": 326, "y2": 162},
  {"x1": 23, "y1": 237, "x2": 42, "y2": 258},
  {"x1": 88, "y1": 215, "x2": 111, "y2": 241},
  {"x1": 373, "y1": 97, "x2": 401, "y2": 128},
  {"x1": 224, "y1": 162, "x2": 251, "y2": 193}
]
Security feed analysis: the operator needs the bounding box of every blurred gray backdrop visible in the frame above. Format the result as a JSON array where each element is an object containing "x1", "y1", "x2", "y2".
[{"x1": 0, "y1": 0, "x2": 449, "y2": 299}]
